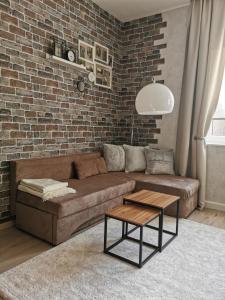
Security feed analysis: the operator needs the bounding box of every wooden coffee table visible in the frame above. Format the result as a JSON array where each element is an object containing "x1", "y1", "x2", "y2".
[
  {"x1": 104, "y1": 204, "x2": 161, "y2": 268},
  {"x1": 123, "y1": 190, "x2": 180, "y2": 252}
]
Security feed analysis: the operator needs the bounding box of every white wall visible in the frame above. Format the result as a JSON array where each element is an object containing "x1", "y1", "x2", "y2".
[
  {"x1": 157, "y1": 6, "x2": 190, "y2": 151},
  {"x1": 206, "y1": 145, "x2": 225, "y2": 210}
]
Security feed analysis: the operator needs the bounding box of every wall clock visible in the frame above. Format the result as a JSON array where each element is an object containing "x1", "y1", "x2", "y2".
[
  {"x1": 66, "y1": 50, "x2": 76, "y2": 62},
  {"x1": 88, "y1": 72, "x2": 95, "y2": 83},
  {"x1": 77, "y1": 80, "x2": 85, "y2": 92}
]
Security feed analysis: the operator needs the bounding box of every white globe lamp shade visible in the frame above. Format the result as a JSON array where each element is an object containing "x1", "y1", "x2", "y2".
[{"x1": 135, "y1": 83, "x2": 174, "y2": 115}]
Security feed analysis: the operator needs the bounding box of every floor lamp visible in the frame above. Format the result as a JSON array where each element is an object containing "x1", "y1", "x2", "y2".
[{"x1": 131, "y1": 80, "x2": 175, "y2": 145}]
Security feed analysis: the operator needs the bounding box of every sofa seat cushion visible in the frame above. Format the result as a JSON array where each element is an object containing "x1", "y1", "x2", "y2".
[
  {"x1": 117, "y1": 172, "x2": 199, "y2": 200},
  {"x1": 17, "y1": 173, "x2": 135, "y2": 218}
]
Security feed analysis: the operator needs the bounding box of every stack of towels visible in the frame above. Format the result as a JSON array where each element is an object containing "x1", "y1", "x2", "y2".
[{"x1": 18, "y1": 179, "x2": 76, "y2": 201}]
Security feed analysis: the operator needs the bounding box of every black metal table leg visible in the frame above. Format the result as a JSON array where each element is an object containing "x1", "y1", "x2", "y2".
[
  {"x1": 139, "y1": 226, "x2": 143, "y2": 268},
  {"x1": 176, "y1": 199, "x2": 179, "y2": 235},
  {"x1": 159, "y1": 209, "x2": 163, "y2": 252},
  {"x1": 125, "y1": 222, "x2": 128, "y2": 236},
  {"x1": 122, "y1": 221, "x2": 125, "y2": 238},
  {"x1": 104, "y1": 215, "x2": 108, "y2": 252}
]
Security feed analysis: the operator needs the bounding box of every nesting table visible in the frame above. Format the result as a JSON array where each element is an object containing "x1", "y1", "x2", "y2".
[{"x1": 104, "y1": 190, "x2": 180, "y2": 268}]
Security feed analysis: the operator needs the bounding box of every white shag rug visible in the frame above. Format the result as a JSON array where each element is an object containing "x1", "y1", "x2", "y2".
[{"x1": 0, "y1": 217, "x2": 225, "y2": 300}]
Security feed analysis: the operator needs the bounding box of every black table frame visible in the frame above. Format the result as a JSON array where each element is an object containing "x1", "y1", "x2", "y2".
[
  {"x1": 104, "y1": 213, "x2": 161, "y2": 268},
  {"x1": 123, "y1": 199, "x2": 180, "y2": 252}
]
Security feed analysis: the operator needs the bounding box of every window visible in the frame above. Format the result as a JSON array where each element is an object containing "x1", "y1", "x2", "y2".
[{"x1": 206, "y1": 69, "x2": 225, "y2": 145}]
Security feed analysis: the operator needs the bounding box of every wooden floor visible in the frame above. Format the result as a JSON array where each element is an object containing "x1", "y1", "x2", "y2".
[{"x1": 0, "y1": 208, "x2": 225, "y2": 274}]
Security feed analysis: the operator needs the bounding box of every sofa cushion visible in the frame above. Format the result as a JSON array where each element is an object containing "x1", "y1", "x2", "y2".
[
  {"x1": 74, "y1": 158, "x2": 99, "y2": 179},
  {"x1": 103, "y1": 144, "x2": 125, "y2": 171},
  {"x1": 145, "y1": 148, "x2": 175, "y2": 175},
  {"x1": 17, "y1": 173, "x2": 135, "y2": 218},
  {"x1": 123, "y1": 144, "x2": 146, "y2": 172},
  {"x1": 123, "y1": 172, "x2": 199, "y2": 199},
  {"x1": 96, "y1": 157, "x2": 108, "y2": 174}
]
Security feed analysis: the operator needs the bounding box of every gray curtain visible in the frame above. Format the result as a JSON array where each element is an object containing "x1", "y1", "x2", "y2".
[{"x1": 176, "y1": 0, "x2": 225, "y2": 208}]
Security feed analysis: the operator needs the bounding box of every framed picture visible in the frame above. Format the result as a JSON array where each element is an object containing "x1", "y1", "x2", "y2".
[
  {"x1": 95, "y1": 62, "x2": 112, "y2": 89},
  {"x1": 94, "y1": 42, "x2": 108, "y2": 64},
  {"x1": 78, "y1": 40, "x2": 94, "y2": 63},
  {"x1": 108, "y1": 55, "x2": 113, "y2": 68}
]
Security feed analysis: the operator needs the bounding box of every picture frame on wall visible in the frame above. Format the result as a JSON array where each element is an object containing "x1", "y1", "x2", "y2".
[
  {"x1": 95, "y1": 62, "x2": 112, "y2": 89},
  {"x1": 94, "y1": 42, "x2": 108, "y2": 64},
  {"x1": 78, "y1": 40, "x2": 94, "y2": 63}
]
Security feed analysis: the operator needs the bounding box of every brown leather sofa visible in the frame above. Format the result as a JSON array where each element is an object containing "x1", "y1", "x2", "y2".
[{"x1": 10, "y1": 152, "x2": 199, "y2": 245}]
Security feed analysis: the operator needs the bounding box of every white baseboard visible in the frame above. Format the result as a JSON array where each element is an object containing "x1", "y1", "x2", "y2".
[{"x1": 205, "y1": 201, "x2": 225, "y2": 212}]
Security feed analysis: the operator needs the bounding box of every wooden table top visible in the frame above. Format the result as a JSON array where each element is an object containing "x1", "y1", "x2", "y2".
[
  {"x1": 106, "y1": 205, "x2": 160, "y2": 226},
  {"x1": 124, "y1": 190, "x2": 180, "y2": 209}
]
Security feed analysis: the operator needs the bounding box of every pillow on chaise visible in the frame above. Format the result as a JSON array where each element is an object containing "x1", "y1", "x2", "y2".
[
  {"x1": 144, "y1": 147, "x2": 175, "y2": 175},
  {"x1": 96, "y1": 157, "x2": 108, "y2": 174},
  {"x1": 74, "y1": 157, "x2": 108, "y2": 179},
  {"x1": 103, "y1": 144, "x2": 125, "y2": 171},
  {"x1": 123, "y1": 144, "x2": 146, "y2": 172},
  {"x1": 74, "y1": 158, "x2": 99, "y2": 179}
]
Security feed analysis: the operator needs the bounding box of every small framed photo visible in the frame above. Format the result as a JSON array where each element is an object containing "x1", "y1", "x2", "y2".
[
  {"x1": 78, "y1": 40, "x2": 94, "y2": 63},
  {"x1": 94, "y1": 42, "x2": 108, "y2": 64},
  {"x1": 108, "y1": 55, "x2": 113, "y2": 68},
  {"x1": 95, "y1": 62, "x2": 112, "y2": 89}
]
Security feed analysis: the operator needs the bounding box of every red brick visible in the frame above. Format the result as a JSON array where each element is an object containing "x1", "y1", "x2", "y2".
[
  {"x1": 2, "y1": 123, "x2": 19, "y2": 130},
  {"x1": 10, "y1": 79, "x2": 26, "y2": 88},
  {"x1": 25, "y1": 61, "x2": 36, "y2": 68},
  {"x1": 31, "y1": 125, "x2": 45, "y2": 131},
  {"x1": 23, "y1": 145, "x2": 34, "y2": 152},
  {"x1": 25, "y1": 111, "x2": 36, "y2": 117},
  {"x1": 1, "y1": 69, "x2": 18, "y2": 79},
  {"x1": 24, "y1": 9, "x2": 36, "y2": 19},
  {"x1": 22, "y1": 46, "x2": 33, "y2": 54},
  {"x1": 0, "y1": 30, "x2": 15, "y2": 41},
  {"x1": 0, "y1": 86, "x2": 15, "y2": 94},
  {"x1": 0, "y1": 139, "x2": 16, "y2": 147},
  {"x1": 22, "y1": 97, "x2": 33, "y2": 104},
  {"x1": 43, "y1": 0, "x2": 56, "y2": 9},
  {"x1": 10, "y1": 131, "x2": 26, "y2": 138},
  {"x1": 52, "y1": 88, "x2": 64, "y2": 95},
  {"x1": 31, "y1": 76, "x2": 45, "y2": 85},
  {"x1": 9, "y1": 25, "x2": 25, "y2": 37},
  {"x1": 1, "y1": 12, "x2": 18, "y2": 25},
  {"x1": 31, "y1": 26, "x2": 45, "y2": 37},
  {"x1": 46, "y1": 125, "x2": 58, "y2": 131},
  {"x1": 46, "y1": 79, "x2": 58, "y2": 87}
]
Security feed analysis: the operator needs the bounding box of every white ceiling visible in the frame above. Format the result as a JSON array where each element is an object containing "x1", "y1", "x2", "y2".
[{"x1": 92, "y1": 0, "x2": 191, "y2": 22}]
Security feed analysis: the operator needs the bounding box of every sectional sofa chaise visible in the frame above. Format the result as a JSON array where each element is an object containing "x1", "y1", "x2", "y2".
[{"x1": 10, "y1": 152, "x2": 199, "y2": 245}]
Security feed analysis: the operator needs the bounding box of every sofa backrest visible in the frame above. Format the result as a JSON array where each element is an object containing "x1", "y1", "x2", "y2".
[{"x1": 10, "y1": 152, "x2": 101, "y2": 214}]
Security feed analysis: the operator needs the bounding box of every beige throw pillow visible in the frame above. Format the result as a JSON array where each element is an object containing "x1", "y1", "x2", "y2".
[
  {"x1": 103, "y1": 144, "x2": 125, "y2": 171},
  {"x1": 123, "y1": 144, "x2": 146, "y2": 173},
  {"x1": 145, "y1": 148, "x2": 175, "y2": 175}
]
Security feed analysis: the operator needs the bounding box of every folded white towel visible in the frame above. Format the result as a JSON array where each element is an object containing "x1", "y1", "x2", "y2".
[
  {"x1": 18, "y1": 184, "x2": 76, "y2": 201},
  {"x1": 20, "y1": 179, "x2": 68, "y2": 193}
]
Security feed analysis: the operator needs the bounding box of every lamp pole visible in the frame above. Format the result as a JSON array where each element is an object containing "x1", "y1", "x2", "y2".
[{"x1": 130, "y1": 113, "x2": 135, "y2": 145}]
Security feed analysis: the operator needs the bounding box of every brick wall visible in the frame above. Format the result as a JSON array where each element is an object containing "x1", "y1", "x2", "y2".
[{"x1": 0, "y1": 0, "x2": 166, "y2": 219}]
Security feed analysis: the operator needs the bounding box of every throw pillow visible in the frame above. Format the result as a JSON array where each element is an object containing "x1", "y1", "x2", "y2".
[
  {"x1": 74, "y1": 158, "x2": 99, "y2": 179},
  {"x1": 123, "y1": 144, "x2": 146, "y2": 172},
  {"x1": 96, "y1": 157, "x2": 108, "y2": 174},
  {"x1": 144, "y1": 147, "x2": 175, "y2": 175},
  {"x1": 103, "y1": 144, "x2": 125, "y2": 171}
]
